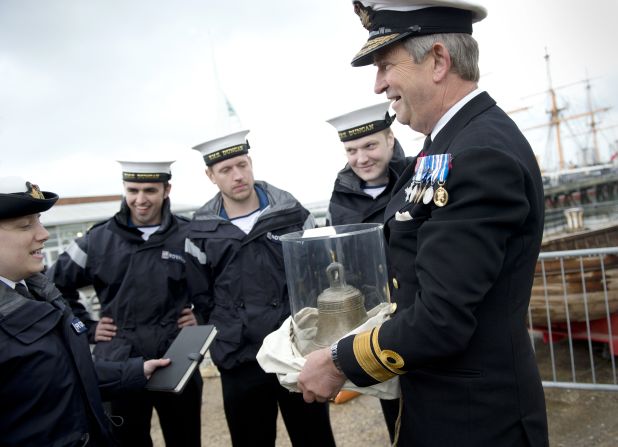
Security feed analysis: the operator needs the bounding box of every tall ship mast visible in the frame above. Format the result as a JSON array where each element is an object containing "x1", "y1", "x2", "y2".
[
  {"x1": 519, "y1": 50, "x2": 618, "y2": 241},
  {"x1": 524, "y1": 50, "x2": 613, "y2": 173}
]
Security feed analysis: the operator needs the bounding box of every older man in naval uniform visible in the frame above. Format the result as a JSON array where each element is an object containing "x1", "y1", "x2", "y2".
[{"x1": 298, "y1": 1, "x2": 549, "y2": 446}]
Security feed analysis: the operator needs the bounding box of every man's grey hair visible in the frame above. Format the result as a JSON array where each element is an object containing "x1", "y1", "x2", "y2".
[{"x1": 403, "y1": 33, "x2": 480, "y2": 82}]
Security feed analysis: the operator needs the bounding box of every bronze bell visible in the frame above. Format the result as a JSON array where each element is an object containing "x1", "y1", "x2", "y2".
[{"x1": 312, "y1": 261, "x2": 368, "y2": 349}]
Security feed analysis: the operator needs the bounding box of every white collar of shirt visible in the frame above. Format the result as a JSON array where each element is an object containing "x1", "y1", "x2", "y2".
[
  {"x1": 0, "y1": 275, "x2": 24, "y2": 290},
  {"x1": 137, "y1": 225, "x2": 160, "y2": 241},
  {"x1": 431, "y1": 88, "x2": 483, "y2": 141},
  {"x1": 363, "y1": 184, "x2": 387, "y2": 199},
  {"x1": 230, "y1": 208, "x2": 265, "y2": 234}
]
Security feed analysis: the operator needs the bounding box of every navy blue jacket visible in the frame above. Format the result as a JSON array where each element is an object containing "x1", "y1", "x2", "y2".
[
  {"x1": 0, "y1": 274, "x2": 145, "y2": 447},
  {"x1": 338, "y1": 93, "x2": 549, "y2": 446},
  {"x1": 47, "y1": 199, "x2": 204, "y2": 361},
  {"x1": 185, "y1": 181, "x2": 313, "y2": 370}
]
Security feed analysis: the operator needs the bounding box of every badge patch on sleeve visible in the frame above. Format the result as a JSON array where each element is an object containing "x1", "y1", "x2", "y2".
[
  {"x1": 161, "y1": 250, "x2": 186, "y2": 264},
  {"x1": 71, "y1": 317, "x2": 88, "y2": 334}
]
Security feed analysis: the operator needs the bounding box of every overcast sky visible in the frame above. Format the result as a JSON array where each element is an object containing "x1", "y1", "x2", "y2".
[{"x1": 1, "y1": 0, "x2": 617, "y2": 207}]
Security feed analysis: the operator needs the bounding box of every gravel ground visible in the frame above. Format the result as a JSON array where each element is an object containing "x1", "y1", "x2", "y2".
[
  {"x1": 545, "y1": 387, "x2": 618, "y2": 447},
  {"x1": 149, "y1": 337, "x2": 618, "y2": 446},
  {"x1": 151, "y1": 368, "x2": 390, "y2": 447},
  {"x1": 150, "y1": 366, "x2": 618, "y2": 447}
]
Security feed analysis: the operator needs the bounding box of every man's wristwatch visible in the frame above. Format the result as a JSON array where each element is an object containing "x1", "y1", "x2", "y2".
[{"x1": 330, "y1": 342, "x2": 343, "y2": 372}]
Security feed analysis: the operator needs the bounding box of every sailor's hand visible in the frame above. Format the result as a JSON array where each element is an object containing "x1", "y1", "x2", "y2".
[
  {"x1": 177, "y1": 307, "x2": 198, "y2": 328},
  {"x1": 298, "y1": 347, "x2": 346, "y2": 403},
  {"x1": 144, "y1": 358, "x2": 171, "y2": 379},
  {"x1": 94, "y1": 317, "x2": 117, "y2": 342}
]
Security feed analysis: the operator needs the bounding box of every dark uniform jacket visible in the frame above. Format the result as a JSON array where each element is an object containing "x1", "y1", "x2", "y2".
[
  {"x1": 185, "y1": 181, "x2": 313, "y2": 370},
  {"x1": 327, "y1": 140, "x2": 411, "y2": 226},
  {"x1": 0, "y1": 274, "x2": 146, "y2": 447},
  {"x1": 338, "y1": 92, "x2": 549, "y2": 446},
  {"x1": 47, "y1": 199, "x2": 202, "y2": 362}
]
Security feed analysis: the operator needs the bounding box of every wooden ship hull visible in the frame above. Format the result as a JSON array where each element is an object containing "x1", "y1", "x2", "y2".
[{"x1": 529, "y1": 221, "x2": 618, "y2": 326}]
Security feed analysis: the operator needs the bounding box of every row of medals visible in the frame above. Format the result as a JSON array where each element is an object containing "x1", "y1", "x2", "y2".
[{"x1": 406, "y1": 177, "x2": 449, "y2": 207}]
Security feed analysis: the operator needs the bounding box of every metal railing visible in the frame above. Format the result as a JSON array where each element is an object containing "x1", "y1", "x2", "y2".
[{"x1": 529, "y1": 247, "x2": 618, "y2": 391}]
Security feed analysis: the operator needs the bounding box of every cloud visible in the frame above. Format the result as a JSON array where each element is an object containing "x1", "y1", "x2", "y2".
[{"x1": 1, "y1": 0, "x2": 616, "y2": 205}]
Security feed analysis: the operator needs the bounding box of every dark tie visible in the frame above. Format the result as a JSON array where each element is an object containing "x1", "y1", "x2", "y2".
[
  {"x1": 421, "y1": 134, "x2": 432, "y2": 154},
  {"x1": 15, "y1": 282, "x2": 35, "y2": 299}
]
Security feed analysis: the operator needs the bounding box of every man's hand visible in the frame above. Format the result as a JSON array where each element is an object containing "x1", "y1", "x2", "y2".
[
  {"x1": 94, "y1": 317, "x2": 118, "y2": 342},
  {"x1": 177, "y1": 307, "x2": 198, "y2": 328},
  {"x1": 298, "y1": 347, "x2": 346, "y2": 403},
  {"x1": 143, "y1": 358, "x2": 171, "y2": 379}
]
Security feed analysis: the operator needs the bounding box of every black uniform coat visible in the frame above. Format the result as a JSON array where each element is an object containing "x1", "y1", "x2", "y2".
[
  {"x1": 327, "y1": 140, "x2": 412, "y2": 226},
  {"x1": 338, "y1": 92, "x2": 549, "y2": 446},
  {"x1": 47, "y1": 199, "x2": 203, "y2": 361},
  {"x1": 0, "y1": 274, "x2": 146, "y2": 447},
  {"x1": 185, "y1": 181, "x2": 313, "y2": 370}
]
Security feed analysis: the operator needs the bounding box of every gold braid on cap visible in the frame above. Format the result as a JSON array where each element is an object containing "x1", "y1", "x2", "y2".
[
  {"x1": 26, "y1": 182, "x2": 45, "y2": 199},
  {"x1": 353, "y1": 1, "x2": 373, "y2": 30}
]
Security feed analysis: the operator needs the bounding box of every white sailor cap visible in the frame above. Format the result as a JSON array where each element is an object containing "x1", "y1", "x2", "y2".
[
  {"x1": 192, "y1": 130, "x2": 251, "y2": 166},
  {"x1": 117, "y1": 160, "x2": 175, "y2": 182},
  {"x1": 0, "y1": 176, "x2": 58, "y2": 219},
  {"x1": 327, "y1": 101, "x2": 394, "y2": 142},
  {"x1": 350, "y1": 0, "x2": 487, "y2": 66}
]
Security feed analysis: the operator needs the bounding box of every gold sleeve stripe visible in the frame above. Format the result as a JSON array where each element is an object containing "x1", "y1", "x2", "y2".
[
  {"x1": 353, "y1": 327, "x2": 397, "y2": 382},
  {"x1": 353, "y1": 329, "x2": 393, "y2": 382},
  {"x1": 371, "y1": 326, "x2": 406, "y2": 375}
]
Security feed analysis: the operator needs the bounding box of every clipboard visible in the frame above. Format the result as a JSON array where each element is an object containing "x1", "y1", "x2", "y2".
[{"x1": 146, "y1": 325, "x2": 217, "y2": 393}]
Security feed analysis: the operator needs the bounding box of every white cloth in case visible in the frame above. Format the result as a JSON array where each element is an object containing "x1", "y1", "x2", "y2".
[{"x1": 257, "y1": 302, "x2": 400, "y2": 399}]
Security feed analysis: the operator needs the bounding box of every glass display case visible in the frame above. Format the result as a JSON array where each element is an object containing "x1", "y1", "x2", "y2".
[{"x1": 280, "y1": 223, "x2": 390, "y2": 355}]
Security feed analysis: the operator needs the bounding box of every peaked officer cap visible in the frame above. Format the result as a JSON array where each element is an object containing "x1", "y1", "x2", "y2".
[
  {"x1": 0, "y1": 176, "x2": 58, "y2": 220},
  {"x1": 350, "y1": 0, "x2": 487, "y2": 66}
]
